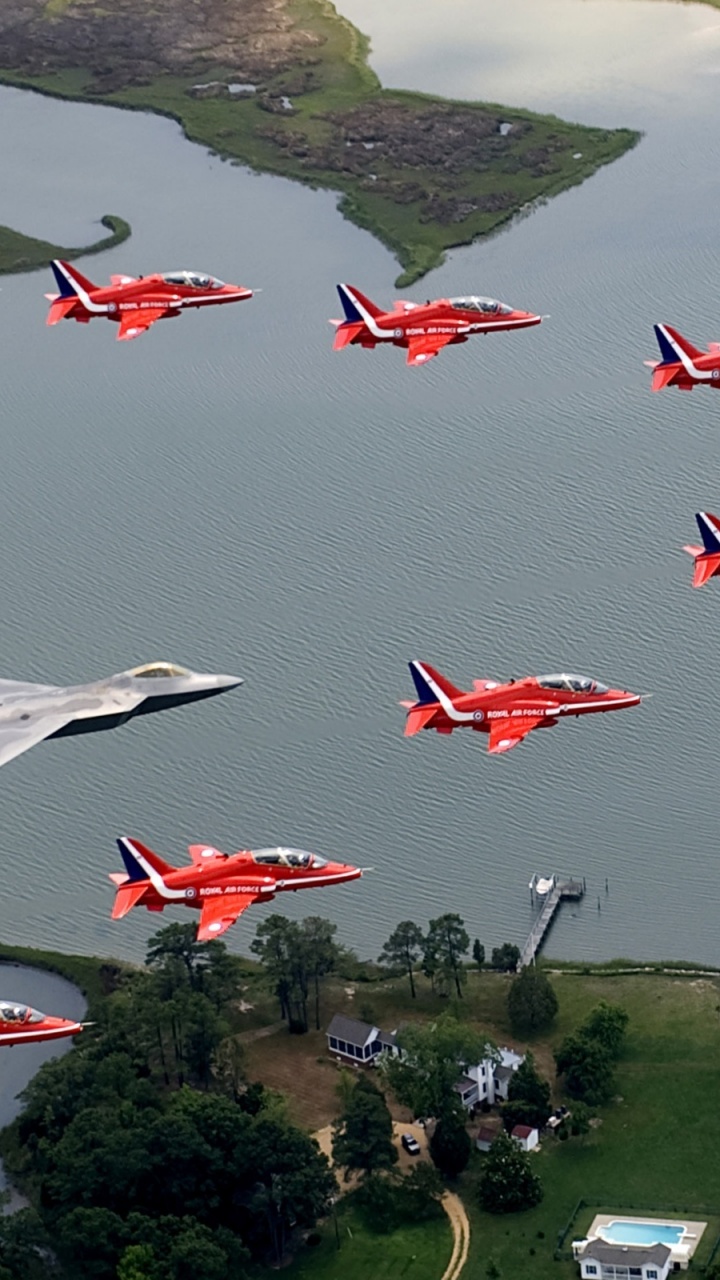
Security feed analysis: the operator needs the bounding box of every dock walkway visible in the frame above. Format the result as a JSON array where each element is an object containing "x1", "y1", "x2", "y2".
[{"x1": 519, "y1": 877, "x2": 584, "y2": 969}]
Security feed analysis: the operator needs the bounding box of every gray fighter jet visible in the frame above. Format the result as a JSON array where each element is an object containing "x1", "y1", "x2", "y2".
[{"x1": 0, "y1": 661, "x2": 242, "y2": 769}]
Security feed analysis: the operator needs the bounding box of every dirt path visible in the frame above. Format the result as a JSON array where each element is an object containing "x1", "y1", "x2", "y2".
[
  {"x1": 236, "y1": 1020, "x2": 285, "y2": 1045},
  {"x1": 440, "y1": 1191, "x2": 470, "y2": 1280}
]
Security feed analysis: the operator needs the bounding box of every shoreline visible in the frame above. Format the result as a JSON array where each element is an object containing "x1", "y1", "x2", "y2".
[
  {"x1": 0, "y1": 212, "x2": 130, "y2": 275},
  {"x1": 0, "y1": 0, "x2": 639, "y2": 284}
]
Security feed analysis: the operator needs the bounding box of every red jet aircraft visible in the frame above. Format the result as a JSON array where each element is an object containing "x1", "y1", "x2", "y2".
[
  {"x1": 684, "y1": 512, "x2": 720, "y2": 587},
  {"x1": 111, "y1": 837, "x2": 364, "y2": 940},
  {"x1": 645, "y1": 323, "x2": 720, "y2": 391},
  {"x1": 330, "y1": 283, "x2": 543, "y2": 366},
  {"x1": 0, "y1": 1000, "x2": 85, "y2": 1048},
  {"x1": 402, "y1": 661, "x2": 642, "y2": 754},
  {"x1": 46, "y1": 260, "x2": 253, "y2": 341}
]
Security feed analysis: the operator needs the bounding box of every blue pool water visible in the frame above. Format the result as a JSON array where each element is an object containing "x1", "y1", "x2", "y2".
[{"x1": 601, "y1": 1221, "x2": 683, "y2": 1247}]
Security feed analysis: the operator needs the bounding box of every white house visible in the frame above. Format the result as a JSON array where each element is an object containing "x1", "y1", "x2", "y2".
[
  {"x1": 456, "y1": 1046, "x2": 525, "y2": 1111},
  {"x1": 575, "y1": 1242, "x2": 671, "y2": 1280},
  {"x1": 511, "y1": 1123, "x2": 539, "y2": 1152}
]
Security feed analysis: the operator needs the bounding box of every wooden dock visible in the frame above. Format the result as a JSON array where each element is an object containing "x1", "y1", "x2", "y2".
[{"x1": 519, "y1": 877, "x2": 585, "y2": 969}]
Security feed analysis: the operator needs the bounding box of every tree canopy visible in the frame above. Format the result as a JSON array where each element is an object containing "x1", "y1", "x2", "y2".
[
  {"x1": 429, "y1": 1114, "x2": 472, "y2": 1178},
  {"x1": 426, "y1": 914, "x2": 470, "y2": 997},
  {"x1": 380, "y1": 921, "x2": 425, "y2": 998},
  {"x1": 554, "y1": 1001, "x2": 629, "y2": 1105},
  {"x1": 332, "y1": 1076, "x2": 398, "y2": 1180},
  {"x1": 382, "y1": 1013, "x2": 494, "y2": 1123},
  {"x1": 490, "y1": 944, "x2": 520, "y2": 972},
  {"x1": 251, "y1": 913, "x2": 340, "y2": 1032},
  {"x1": 507, "y1": 967, "x2": 559, "y2": 1035},
  {"x1": 503, "y1": 1052, "x2": 551, "y2": 1131},
  {"x1": 477, "y1": 1131, "x2": 543, "y2": 1214}
]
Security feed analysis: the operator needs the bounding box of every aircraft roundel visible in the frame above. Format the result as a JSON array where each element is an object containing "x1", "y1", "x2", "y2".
[{"x1": 473, "y1": 710, "x2": 485, "y2": 721}]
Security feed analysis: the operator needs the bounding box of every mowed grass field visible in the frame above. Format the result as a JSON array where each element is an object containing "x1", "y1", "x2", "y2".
[
  {"x1": 245, "y1": 967, "x2": 720, "y2": 1278},
  {"x1": 280, "y1": 1203, "x2": 452, "y2": 1280}
]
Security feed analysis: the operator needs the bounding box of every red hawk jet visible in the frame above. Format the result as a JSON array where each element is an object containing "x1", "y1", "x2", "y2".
[
  {"x1": 0, "y1": 1000, "x2": 85, "y2": 1047},
  {"x1": 402, "y1": 661, "x2": 642, "y2": 754},
  {"x1": 111, "y1": 838, "x2": 364, "y2": 940},
  {"x1": 645, "y1": 323, "x2": 720, "y2": 391},
  {"x1": 46, "y1": 261, "x2": 253, "y2": 341},
  {"x1": 684, "y1": 512, "x2": 720, "y2": 587},
  {"x1": 330, "y1": 283, "x2": 543, "y2": 367}
]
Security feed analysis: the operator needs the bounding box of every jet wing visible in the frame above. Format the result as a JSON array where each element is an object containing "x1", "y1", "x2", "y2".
[
  {"x1": 0, "y1": 712, "x2": 75, "y2": 768},
  {"x1": 117, "y1": 308, "x2": 170, "y2": 341},
  {"x1": 187, "y1": 843, "x2": 229, "y2": 866},
  {"x1": 406, "y1": 333, "x2": 455, "y2": 366},
  {"x1": 197, "y1": 892, "x2": 262, "y2": 941},
  {"x1": 487, "y1": 715, "x2": 548, "y2": 755}
]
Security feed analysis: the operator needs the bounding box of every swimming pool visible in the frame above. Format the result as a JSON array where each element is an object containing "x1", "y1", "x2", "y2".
[{"x1": 598, "y1": 1220, "x2": 684, "y2": 1247}]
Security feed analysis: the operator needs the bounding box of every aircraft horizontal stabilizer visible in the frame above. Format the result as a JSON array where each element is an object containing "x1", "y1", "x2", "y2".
[
  {"x1": 651, "y1": 364, "x2": 679, "y2": 392},
  {"x1": 404, "y1": 705, "x2": 437, "y2": 736},
  {"x1": 690, "y1": 553, "x2": 720, "y2": 589},
  {"x1": 333, "y1": 322, "x2": 364, "y2": 351},
  {"x1": 46, "y1": 298, "x2": 77, "y2": 326},
  {"x1": 111, "y1": 882, "x2": 149, "y2": 919}
]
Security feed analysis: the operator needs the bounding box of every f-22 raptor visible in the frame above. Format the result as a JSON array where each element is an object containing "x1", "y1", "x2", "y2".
[{"x1": 0, "y1": 661, "x2": 242, "y2": 770}]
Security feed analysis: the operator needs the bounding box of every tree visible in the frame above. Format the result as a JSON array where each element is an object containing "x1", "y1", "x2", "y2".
[
  {"x1": 429, "y1": 1114, "x2": 472, "y2": 1177},
  {"x1": 580, "y1": 1002, "x2": 629, "y2": 1058},
  {"x1": 477, "y1": 1131, "x2": 543, "y2": 1214},
  {"x1": 332, "y1": 1076, "x2": 398, "y2": 1180},
  {"x1": 569, "y1": 1101, "x2": 592, "y2": 1136},
  {"x1": 507, "y1": 967, "x2": 558, "y2": 1035},
  {"x1": 251, "y1": 915, "x2": 309, "y2": 1031},
  {"x1": 426, "y1": 914, "x2": 470, "y2": 997},
  {"x1": 380, "y1": 921, "x2": 425, "y2": 998},
  {"x1": 301, "y1": 916, "x2": 340, "y2": 1029},
  {"x1": 490, "y1": 943, "x2": 520, "y2": 972},
  {"x1": 554, "y1": 1033, "x2": 615, "y2": 1105},
  {"x1": 382, "y1": 1013, "x2": 494, "y2": 1124},
  {"x1": 472, "y1": 939, "x2": 485, "y2": 971},
  {"x1": 503, "y1": 1052, "x2": 551, "y2": 1131}
]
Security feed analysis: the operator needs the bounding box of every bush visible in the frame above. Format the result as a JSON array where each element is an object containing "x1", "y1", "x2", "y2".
[
  {"x1": 507, "y1": 968, "x2": 558, "y2": 1035},
  {"x1": 429, "y1": 1116, "x2": 472, "y2": 1178},
  {"x1": 477, "y1": 1132, "x2": 543, "y2": 1214}
]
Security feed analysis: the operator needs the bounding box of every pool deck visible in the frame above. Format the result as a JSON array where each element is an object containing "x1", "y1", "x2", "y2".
[{"x1": 586, "y1": 1214, "x2": 707, "y2": 1265}]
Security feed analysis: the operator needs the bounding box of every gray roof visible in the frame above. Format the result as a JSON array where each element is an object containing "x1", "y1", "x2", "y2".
[
  {"x1": 377, "y1": 1029, "x2": 397, "y2": 1048},
  {"x1": 494, "y1": 1065, "x2": 513, "y2": 1082},
  {"x1": 327, "y1": 1014, "x2": 375, "y2": 1046},
  {"x1": 453, "y1": 1074, "x2": 476, "y2": 1095},
  {"x1": 580, "y1": 1242, "x2": 671, "y2": 1267}
]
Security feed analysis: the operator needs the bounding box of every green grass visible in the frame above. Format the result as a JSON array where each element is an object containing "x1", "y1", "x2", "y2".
[
  {"x1": 0, "y1": 0, "x2": 640, "y2": 284},
  {"x1": 0, "y1": 213, "x2": 130, "y2": 275},
  {"x1": 278, "y1": 1201, "x2": 452, "y2": 1280}
]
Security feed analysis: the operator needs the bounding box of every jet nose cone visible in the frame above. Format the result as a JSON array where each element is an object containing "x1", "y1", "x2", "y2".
[{"x1": 215, "y1": 675, "x2": 244, "y2": 691}]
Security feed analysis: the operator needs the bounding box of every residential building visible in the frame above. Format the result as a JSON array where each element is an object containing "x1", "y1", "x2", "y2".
[
  {"x1": 575, "y1": 1241, "x2": 671, "y2": 1280},
  {"x1": 457, "y1": 1046, "x2": 525, "y2": 1110},
  {"x1": 326, "y1": 1014, "x2": 398, "y2": 1064},
  {"x1": 511, "y1": 1123, "x2": 539, "y2": 1151},
  {"x1": 475, "y1": 1125, "x2": 499, "y2": 1152}
]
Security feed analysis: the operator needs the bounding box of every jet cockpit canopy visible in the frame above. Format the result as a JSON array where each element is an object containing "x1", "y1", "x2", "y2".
[
  {"x1": 128, "y1": 663, "x2": 192, "y2": 680},
  {"x1": 252, "y1": 848, "x2": 327, "y2": 869},
  {"x1": 0, "y1": 1002, "x2": 42, "y2": 1023},
  {"x1": 162, "y1": 272, "x2": 225, "y2": 290},
  {"x1": 449, "y1": 296, "x2": 513, "y2": 315},
  {"x1": 537, "y1": 674, "x2": 609, "y2": 694}
]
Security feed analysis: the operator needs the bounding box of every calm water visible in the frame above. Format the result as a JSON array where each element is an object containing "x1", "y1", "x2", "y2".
[{"x1": 1, "y1": 0, "x2": 720, "y2": 967}]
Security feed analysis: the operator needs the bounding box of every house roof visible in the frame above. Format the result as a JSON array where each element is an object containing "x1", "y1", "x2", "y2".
[
  {"x1": 511, "y1": 1125, "x2": 536, "y2": 1139},
  {"x1": 476, "y1": 1126, "x2": 497, "y2": 1143},
  {"x1": 327, "y1": 1014, "x2": 375, "y2": 1046},
  {"x1": 494, "y1": 1065, "x2": 513, "y2": 1082},
  {"x1": 453, "y1": 1074, "x2": 476, "y2": 1095},
  {"x1": 580, "y1": 1242, "x2": 671, "y2": 1267},
  {"x1": 377, "y1": 1029, "x2": 397, "y2": 1047}
]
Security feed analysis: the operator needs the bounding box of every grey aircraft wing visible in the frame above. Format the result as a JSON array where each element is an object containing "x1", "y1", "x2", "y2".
[{"x1": 0, "y1": 711, "x2": 76, "y2": 768}]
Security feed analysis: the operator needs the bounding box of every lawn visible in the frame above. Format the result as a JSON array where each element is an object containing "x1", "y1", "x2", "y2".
[
  {"x1": 248, "y1": 967, "x2": 720, "y2": 1279},
  {"x1": 279, "y1": 1201, "x2": 452, "y2": 1280}
]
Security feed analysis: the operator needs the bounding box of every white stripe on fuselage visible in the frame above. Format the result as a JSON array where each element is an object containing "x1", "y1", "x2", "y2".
[
  {"x1": 411, "y1": 664, "x2": 633, "y2": 722},
  {"x1": 699, "y1": 512, "x2": 720, "y2": 548},
  {"x1": 657, "y1": 324, "x2": 712, "y2": 381},
  {"x1": 411, "y1": 662, "x2": 476, "y2": 723}
]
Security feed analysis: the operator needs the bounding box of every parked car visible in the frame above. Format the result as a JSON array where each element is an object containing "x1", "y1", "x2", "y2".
[{"x1": 401, "y1": 1133, "x2": 421, "y2": 1155}]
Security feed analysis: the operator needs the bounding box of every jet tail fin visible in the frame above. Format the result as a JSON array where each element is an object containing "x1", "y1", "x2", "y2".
[
  {"x1": 50, "y1": 259, "x2": 97, "y2": 299},
  {"x1": 116, "y1": 836, "x2": 174, "y2": 883},
  {"x1": 654, "y1": 323, "x2": 704, "y2": 364},
  {"x1": 408, "y1": 661, "x2": 465, "y2": 706},
  {"x1": 336, "y1": 283, "x2": 383, "y2": 324},
  {"x1": 695, "y1": 511, "x2": 720, "y2": 554}
]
